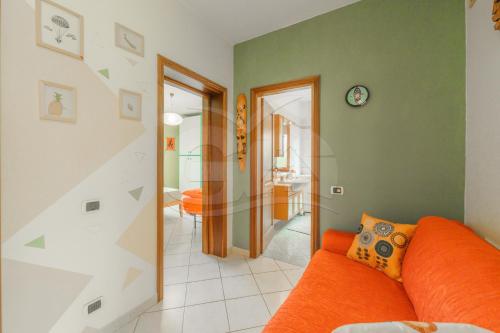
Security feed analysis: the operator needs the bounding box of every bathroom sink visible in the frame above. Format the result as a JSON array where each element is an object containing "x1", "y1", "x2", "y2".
[{"x1": 277, "y1": 175, "x2": 311, "y2": 190}]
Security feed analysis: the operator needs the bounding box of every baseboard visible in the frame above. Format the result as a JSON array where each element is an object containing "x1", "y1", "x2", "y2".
[
  {"x1": 229, "y1": 246, "x2": 250, "y2": 257},
  {"x1": 99, "y1": 295, "x2": 157, "y2": 333}
]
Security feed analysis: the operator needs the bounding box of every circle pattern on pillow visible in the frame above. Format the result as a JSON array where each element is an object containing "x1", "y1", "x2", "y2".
[
  {"x1": 374, "y1": 222, "x2": 394, "y2": 236},
  {"x1": 375, "y1": 240, "x2": 394, "y2": 258},
  {"x1": 390, "y1": 232, "x2": 409, "y2": 248},
  {"x1": 359, "y1": 231, "x2": 374, "y2": 246}
]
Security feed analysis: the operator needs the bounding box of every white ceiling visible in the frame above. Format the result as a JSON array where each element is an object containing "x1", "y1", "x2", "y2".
[
  {"x1": 265, "y1": 87, "x2": 311, "y2": 128},
  {"x1": 164, "y1": 83, "x2": 203, "y2": 116},
  {"x1": 178, "y1": 0, "x2": 360, "y2": 45}
]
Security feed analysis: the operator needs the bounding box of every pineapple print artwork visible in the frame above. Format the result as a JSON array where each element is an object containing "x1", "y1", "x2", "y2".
[
  {"x1": 39, "y1": 81, "x2": 77, "y2": 123},
  {"x1": 48, "y1": 92, "x2": 64, "y2": 116}
]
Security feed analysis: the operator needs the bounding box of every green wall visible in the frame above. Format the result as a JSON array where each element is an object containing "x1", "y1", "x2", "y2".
[
  {"x1": 233, "y1": 0, "x2": 465, "y2": 249},
  {"x1": 164, "y1": 125, "x2": 179, "y2": 188}
]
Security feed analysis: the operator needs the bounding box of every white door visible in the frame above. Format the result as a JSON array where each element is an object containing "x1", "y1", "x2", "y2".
[
  {"x1": 179, "y1": 155, "x2": 201, "y2": 192},
  {"x1": 180, "y1": 115, "x2": 201, "y2": 155}
]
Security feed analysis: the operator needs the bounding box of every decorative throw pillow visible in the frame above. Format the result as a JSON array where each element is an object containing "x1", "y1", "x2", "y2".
[
  {"x1": 347, "y1": 213, "x2": 417, "y2": 281},
  {"x1": 333, "y1": 321, "x2": 493, "y2": 333}
]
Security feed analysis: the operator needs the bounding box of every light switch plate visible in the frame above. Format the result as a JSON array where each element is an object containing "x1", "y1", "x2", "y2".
[
  {"x1": 331, "y1": 186, "x2": 344, "y2": 195},
  {"x1": 82, "y1": 200, "x2": 101, "y2": 214}
]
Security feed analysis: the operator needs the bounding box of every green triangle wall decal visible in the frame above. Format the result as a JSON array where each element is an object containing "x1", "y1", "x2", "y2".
[
  {"x1": 98, "y1": 68, "x2": 110, "y2": 79},
  {"x1": 129, "y1": 186, "x2": 144, "y2": 201},
  {"x1": 25, "y1": 236, "x2": 45, "y2": 249}
]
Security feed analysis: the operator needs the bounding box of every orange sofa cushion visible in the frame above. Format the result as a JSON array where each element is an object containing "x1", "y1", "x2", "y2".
[
  {"x1": 402, "y1": 217, "x2": 500, "y2": 332},
  {"x1": 322, "y1": 229, "x2": 356, "y2": 255},
  {"x1": 263, "y1": 250, "x2": 417, "y2": 333}
]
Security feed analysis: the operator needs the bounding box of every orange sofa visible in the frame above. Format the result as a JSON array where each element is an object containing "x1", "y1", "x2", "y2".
[{"x1": 263, "y1": 216, "x2": 500, "y2": 333}]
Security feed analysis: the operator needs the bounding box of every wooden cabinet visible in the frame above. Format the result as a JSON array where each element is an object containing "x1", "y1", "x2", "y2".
[
  {"x1": 273, "y1": 114, "x2": 283, "y2": 157},
  {"x1": 273, "y1": 184, "x2": 302, "y2": 221}
]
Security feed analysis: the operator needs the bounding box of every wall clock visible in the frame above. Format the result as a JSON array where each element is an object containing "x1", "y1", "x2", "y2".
[{"x1": 346, "y1": 85, "x2": 369, "y2": 107}]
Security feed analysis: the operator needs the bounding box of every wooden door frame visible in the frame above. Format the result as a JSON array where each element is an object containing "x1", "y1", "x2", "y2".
[
  {"x1": 250, "y1": 76, "x2": 320, "y2": 258},
  {"x1": 157, "y1": 55, "x2": 228, "y2": 302}
]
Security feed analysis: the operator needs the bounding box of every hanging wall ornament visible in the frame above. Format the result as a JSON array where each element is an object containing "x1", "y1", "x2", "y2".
[
  {"x1": 493, "y1": 0, "x2": 500, "y2": 30},
  {"x1": 236, "y1": 94, "x2": 248, "y2": 171}
]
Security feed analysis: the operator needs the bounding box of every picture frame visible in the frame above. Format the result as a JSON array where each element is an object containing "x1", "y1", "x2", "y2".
[
  {"x1": 36, "y1": 0, "x2": 84, "y2": 60},
  {"x1": 39, "y1": 80, "x2": 77, "y2": 123},
  {"x1": 346, "y1": 85, "x2": 370, "y2": 107},
  {"x1": 166, "y1": 137, "x2": 176, "y2": 151},
  {"x1": 115, "y1": 23, "x2": 145, "y2": 57},
  {"x1": 119, "y1": 89, "x2": 142, "y2": 121}
]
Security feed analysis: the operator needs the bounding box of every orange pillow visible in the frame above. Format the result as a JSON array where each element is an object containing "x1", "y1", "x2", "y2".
[{"x1": 347, "y1": 213, "x2": 417, "y2": 281}]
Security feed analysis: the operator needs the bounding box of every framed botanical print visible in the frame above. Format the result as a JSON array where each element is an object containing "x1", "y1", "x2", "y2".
[
  {"x1": 115, "y1": 23, "x2": 145, "y2": 57},
  {"x1": 36, "y1": 0, "x2": 84, "y2": 60},
  {"x1": 166, "y1": 137, "x2": 176, "y2": 151},
  {"x1": 39, "y1": 80, "x2": 77, "y2": 123},
  {"x1": 119, "y1": 89, "x2": 142, "y2": 121}
]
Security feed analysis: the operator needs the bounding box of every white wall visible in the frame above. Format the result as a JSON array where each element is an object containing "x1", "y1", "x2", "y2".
[
  {"x1": 465, "y1": 0, "x2": 500, "y2": 247},
  {"x1": 1, "y1": 0, "x2": 233, "y2": 332}
]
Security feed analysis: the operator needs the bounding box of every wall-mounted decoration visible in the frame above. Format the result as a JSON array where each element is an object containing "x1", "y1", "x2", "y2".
[
  {"x1": 98, "y1": 68, "x2": 110, "y2": 79},
  {"x1": 39, "y1": 80, "x2": 77, "y2": 123},
  {"x1": 166, "y1": 137, "x2": 176, "y2": 151},
  {"x1": 119, "y1": 89, "x2": 142, "y2": 121},
  {"x1": 128, "y1": 186, "x2": 144, "y2": 201},
  {"x1": 346, "y1": 85, "x2": 370, "y2": 107},
  {"x1": 115, "y1": 23, "x2": 144, "y2": 57},
  {"x1": 236, "y1": 94, "x2": 248, "y2": 172},
  {"x1": 469, "y1": 0, "x2": 477, "y2": 8},
  {"x1": 493, "y1": 0, "x2": 500, "y2": 30},
  {"x1": 36, "y1": 0, "x2": 84, "y2": 60}
]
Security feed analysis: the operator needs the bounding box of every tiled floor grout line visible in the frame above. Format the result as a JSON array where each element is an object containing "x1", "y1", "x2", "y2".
[{"x1": 217, "y1": 256, "x2": 232, "y2": 332}]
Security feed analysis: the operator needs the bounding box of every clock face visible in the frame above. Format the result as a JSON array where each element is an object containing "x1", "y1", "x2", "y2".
[{"x1": 346, "y1": 85, "x2": 369, "y2": 107}]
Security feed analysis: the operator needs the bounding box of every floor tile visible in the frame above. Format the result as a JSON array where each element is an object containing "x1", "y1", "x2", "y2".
[
  {"x1": 135, "y1": 308, "x2": 184, "y2": 333},
  {"x1": 283, "y1": 268, "x2": 305, "y2": 287},
  {"x1": 226, "y1": 295, "x2": 270, "y2": 332},
  {"x1": 219, "y1": 258, "x2": 251, "y2": 277},
  {"x1": 262, "y1": 290, "x2": 290, "y2": 316},
  {"x1": 175, "y1": 222, "x2": 194, "y2": 235},
  {"x1": 222, "y1": 274, "x2": 260, "y2": 299},
  {"x1": 187, "y1": 262, "x2": 220, "y2": 282},
  {"x1": 185, "y1": 278, "x2": 224, "y2": 306},
  {"x1": 164, "y1": 266, "x2": 188, "y2": 285},
  {"x1": 165, "y1": 242, "x2": 191, "y2": 255},
  {"x1": 189, "y1": 252, "x2": 218, "y2": 266},
  {"x1": 190, "y1": 241, "x2": 203, "y2": 253},
  {"x1": 247, "y1": 257, "x2": 280, "y2": 274},
  {"x1": 114, "y1": 318, "x2": 137, "y2": 333},
  {"x1": 164, "y1": 253, "x2": 190, "y2": 268},
  {"x1": 169, "y1": 234, "x2": 192, "y2": 245},
  {"x1": 254, "y1": 271, "x2": 292, "y2": 294},
  {"x1": 274, "y1": 259, "x2": 302, "y2": 271},
  {"x1": 183, "y1": 301, "x2": 229, "y2": 333},
  {"x1": 146, "y1": 284, "x2": 186, "y2": 312}
]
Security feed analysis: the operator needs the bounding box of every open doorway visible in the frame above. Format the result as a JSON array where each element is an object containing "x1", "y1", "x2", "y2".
[
  {"x1": 250, "y1": 77, "x2": 320, "y2": 267},
  {"x1": 157, "y1": 55, "x2": 228, "y2": 302}
]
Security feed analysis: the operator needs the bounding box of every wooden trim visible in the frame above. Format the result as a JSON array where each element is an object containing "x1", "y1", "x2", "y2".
[
  {"x1": 250, "y1": 76, "x2": 321, "y2": 258},
  {"x1": 164, "y1": 76, "x2": 208, "y2": 98},
  {"x1": 259, "y1": 97, "x2": 264, "y2": 255},
  {"x1": 156, "y1": 55, "x2": 165, "y2": 302},
  {"x1": 157, "y1": 54, "x2": 228, "y2": 302},
  {"x1": 286, "y1": 122, "x2": 291, "y2": 170}
]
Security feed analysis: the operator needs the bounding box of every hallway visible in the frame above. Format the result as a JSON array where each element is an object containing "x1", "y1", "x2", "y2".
[{"x1": 117, "y1": 207, "x2": 305, "y2": 333}]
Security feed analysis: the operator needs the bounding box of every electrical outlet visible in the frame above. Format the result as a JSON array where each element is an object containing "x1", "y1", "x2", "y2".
[
  {"x1": 85, "y1": 297, "x2": 102, "y2": 315},
  {"x1": 82, "y1": 200, "x2": 101, "y2": 214},
  {"x1": 331, "y1": 186, "x2": 344, "y2": 196}
]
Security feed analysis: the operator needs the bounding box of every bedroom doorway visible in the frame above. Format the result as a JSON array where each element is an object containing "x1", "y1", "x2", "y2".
[{"x1": 157, "y1": 55, "x2": 228, "y2": 302}]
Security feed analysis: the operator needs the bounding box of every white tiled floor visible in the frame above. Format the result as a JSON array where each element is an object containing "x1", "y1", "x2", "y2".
[{"x1": 116, "y1": 207, "x2": 306, "y2": 333}]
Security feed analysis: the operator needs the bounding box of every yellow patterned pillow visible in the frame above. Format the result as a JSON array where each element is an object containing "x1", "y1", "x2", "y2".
[{"x1": 347, "y1": 213, "x2": 417, "y2": 281}]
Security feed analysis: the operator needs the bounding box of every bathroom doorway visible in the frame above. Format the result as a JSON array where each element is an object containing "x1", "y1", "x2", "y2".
[{"x1": 249, "y1": 77, "x2": 320, "y2": 266}]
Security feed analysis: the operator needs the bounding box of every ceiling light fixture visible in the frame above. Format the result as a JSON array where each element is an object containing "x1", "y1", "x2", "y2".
[{"x1": 164, "y1": 92, "x2": 183, "y2": 126}]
